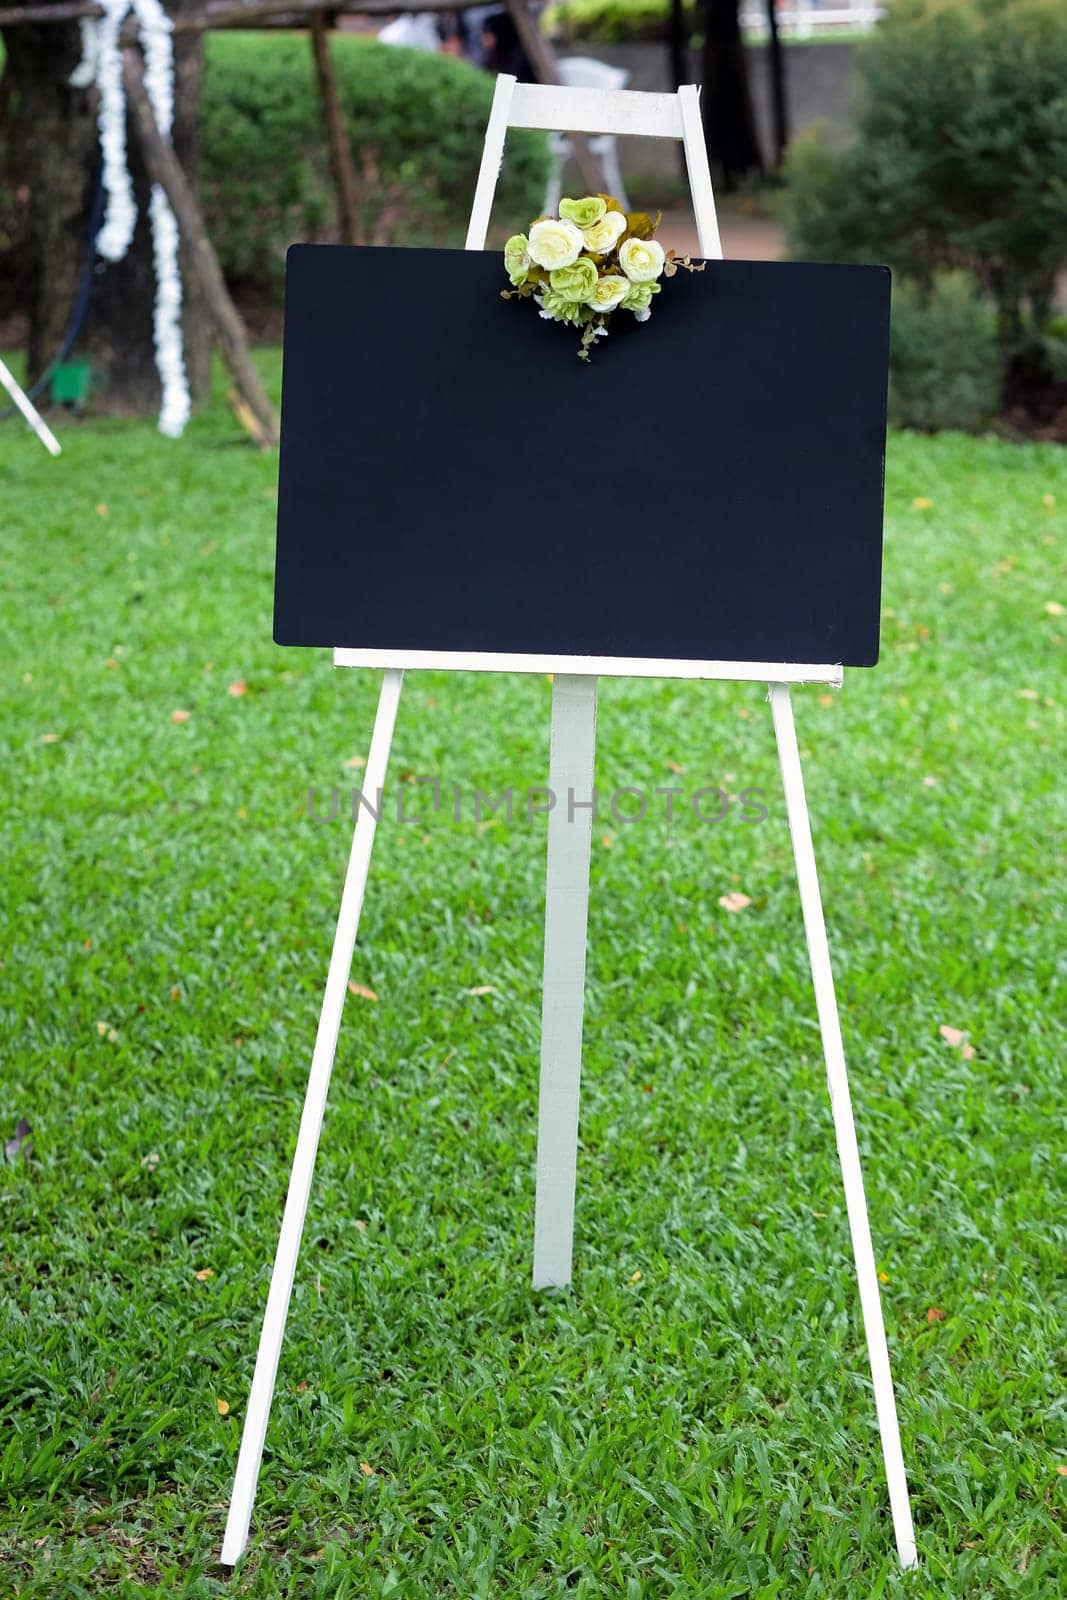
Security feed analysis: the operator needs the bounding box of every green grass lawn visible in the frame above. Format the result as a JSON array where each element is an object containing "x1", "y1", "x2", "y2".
[{"x1": 1, "y1": 368, "x2": 1064, "y2": 1597}]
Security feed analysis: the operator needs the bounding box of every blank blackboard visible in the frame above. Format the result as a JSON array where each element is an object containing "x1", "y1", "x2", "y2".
[{"x1": 274, "y1": 245, "x2": 890, "y2": 667}]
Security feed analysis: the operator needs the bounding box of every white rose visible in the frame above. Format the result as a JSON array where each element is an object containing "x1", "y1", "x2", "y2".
[
  {"x1": 582, "y1": 211, "x2": 627, "y2": 255},
  {"x1": 527, "y1": 218, "x2": 585, "y2": 271},
  {"x1": 586, "y1": 274, "x2": 630, "y2": 312},
  {"x1": 619, "y1": 237, "x2": 666, "y2": 284}
]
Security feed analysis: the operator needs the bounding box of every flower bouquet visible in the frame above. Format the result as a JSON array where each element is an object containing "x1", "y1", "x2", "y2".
[{"x1": 502, "y1": 195, "x2": 704, "y2": 362}]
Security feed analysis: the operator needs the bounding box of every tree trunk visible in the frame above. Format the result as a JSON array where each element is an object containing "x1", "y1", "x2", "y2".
[
  {"x1": 1, "y1": 1, "x2": 210, "y2": 414},
  {"x1": 700, "y1": 0, "x2": 764, "y2": 190},
  {"x1": 1, "y1": 20, "x2": 97, "y2": 379},
  {"x1": 765, "y1": 0, "x2": 788, "y2": 174}
]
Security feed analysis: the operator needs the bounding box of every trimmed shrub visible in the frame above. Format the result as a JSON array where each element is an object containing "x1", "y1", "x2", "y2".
[
  {"x1": 782, "y1": 0, "x2": 1067, "y2": 344},
  {"x1": 889, "y1": 273, "x2": 1002, "y2": 431},
  {"x1": 545, "y1": 0, "x2": 696, "y2": 45},
  {"x1": 200, "y1": 34, "x2": 549, "y2": 294}
]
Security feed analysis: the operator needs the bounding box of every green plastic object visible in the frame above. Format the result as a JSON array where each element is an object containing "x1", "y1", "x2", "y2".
[{"x1": 51, "y1": 359, "x2": 91, "y2": 408}]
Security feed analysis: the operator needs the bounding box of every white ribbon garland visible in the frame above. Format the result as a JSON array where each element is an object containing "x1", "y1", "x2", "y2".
[{"x1": 72, "y1": 1, "x2": 191, "y2": 438}]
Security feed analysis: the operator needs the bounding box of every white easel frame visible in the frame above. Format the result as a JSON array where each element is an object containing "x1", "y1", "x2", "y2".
[
  {"x1": 221, "y1": 77, "x2": 917, "y2": 1572},
  {"x1": 0, "y1": 355, "x2": 61, "y2": 457}
]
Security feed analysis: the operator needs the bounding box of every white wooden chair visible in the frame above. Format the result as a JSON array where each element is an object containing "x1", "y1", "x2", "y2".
[{"x1": 543, "y1": 56, "x2": 632, "y2": 212}]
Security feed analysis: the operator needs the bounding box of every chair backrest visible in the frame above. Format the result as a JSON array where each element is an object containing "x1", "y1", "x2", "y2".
[
  {"x1": 556, "y1": 55, "x2": 631, "y2": 93},
  {"x1": 465, "y1": 75, "x2": 722, "y2": 259}
]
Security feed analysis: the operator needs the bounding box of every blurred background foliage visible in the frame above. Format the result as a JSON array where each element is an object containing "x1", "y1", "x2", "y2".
[{"x1": 782, "y1": 0, "x2": 1067, "y2": 431}]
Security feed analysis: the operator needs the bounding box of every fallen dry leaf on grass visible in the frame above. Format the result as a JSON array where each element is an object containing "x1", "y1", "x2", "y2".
[
  {"x1": 344, "y1": 754, "x2": 366, "y2": 769},
  {"x1": 347, "y1": 982, "x2": 378, "y2": 1001},
  {"x1": 359, "y1": 1462, "x2": 374, "y2": 1477},
  {"x1": 939, "y1": 1025, "x2": 977, "y2": 1058},
  {"x1": 227, "y1": 680, "x2": 247, "y2": 698},
  {"x1": 467, "y1": 985, "x2": 495, "y2": 996},
  {"x1": 912, "y1": 497, "x2": 933, "y2": 510},
  {"x1": 718, "y1": 892, "x2": 751, "y2": 913},
  {"x1": 216, "y1": 1399, "x2": 230, "y2": 1416},
  {"x1": 40, "y1": 733, "x2": 61, "y2": 744},
  {"x1": 195, "y1": 1269, "x2": 215, "y2": 1282},
  {"x1": 926, "y1": 1307, "x2": 947, "y2": 1323},
  {"x1": 170, "y1": 709, "x2": 191, "y2": 724},
  {"x1": 4, "y1": 1119, "x2": 32, "y2": 1163}
]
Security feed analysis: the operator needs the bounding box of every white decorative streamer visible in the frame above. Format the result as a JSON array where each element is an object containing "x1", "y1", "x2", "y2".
[
  {"x1": 148, "y1": 186, "x2": 191, "y2": 437},
  {"x1": 133, "y1": 0, "x2": 190, "y2": 438},
  {"x1": 69, "y1": 21, "x2": 100, "y2": 90},
  {"x1": 89, "y1": 1, "x2": 138, "y2": 262},
  {"x1": 71, "y1": 0, "x2": 191, "y2": 438}
]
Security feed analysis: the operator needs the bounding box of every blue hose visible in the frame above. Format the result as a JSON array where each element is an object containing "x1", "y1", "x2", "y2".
[{"x1": 0, "y1": 162, "x2": 106, "y2": 422}]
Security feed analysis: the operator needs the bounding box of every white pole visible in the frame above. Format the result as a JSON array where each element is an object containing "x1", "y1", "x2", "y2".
[
  {"x1": 769, "y1": 682, "x2": 918, "y2": 1569},
  {"x1": 220, "y1": 667, "x2": 404, "y2": 1566},
  {"x1": 533, "y1": 675, "x2": 598, "y2": 1289},
  {"x1": 678, "y1": 85, "x2": 724, "y2": 261},
  {"x1": 0, "y1": 356, "x2": 61, "y2": 457},
  {"x1": 465, "y1": 73, "x2": 517, "y2": 251}
]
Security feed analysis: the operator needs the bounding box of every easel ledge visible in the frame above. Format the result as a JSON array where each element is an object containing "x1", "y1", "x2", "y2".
[{"x1": 333, "y1": 648, "x2": 844, "y2": 687}]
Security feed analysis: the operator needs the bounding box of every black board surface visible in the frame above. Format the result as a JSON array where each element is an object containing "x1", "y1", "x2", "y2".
[{"x1": 274, "y1": 245, "x2": 890, "y2": 666}]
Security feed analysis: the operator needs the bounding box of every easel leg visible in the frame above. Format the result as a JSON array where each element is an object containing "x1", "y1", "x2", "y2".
[
  {"x1": 0, "y1": 355, "x2": 61, "y2": 457},
  {"x1": 220, "y1": 667, "x2": 404, "y2": 1565},
  {"x1": 769, "y1": 683, "x2": 918, "y2": 1571},
  {"x1": 533, "y1": 675, "x2": 598, "y2": 1290}
]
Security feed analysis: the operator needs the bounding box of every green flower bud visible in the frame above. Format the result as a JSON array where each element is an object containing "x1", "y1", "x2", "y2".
[
  {"x1": 548, "y1": 257, "x2": 599, "y2": 303},
  {"x1": 504, "y1": 234, "x2": 531, "y2": 285},
  {"x1": 558, "y1": 196, "x2": 607, "y2": 228}
]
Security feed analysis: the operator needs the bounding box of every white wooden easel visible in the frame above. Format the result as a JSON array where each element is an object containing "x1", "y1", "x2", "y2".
[
  {"x1": 221, "y1": 76, "x2": 918, "y2": 1572},
  {"x1": 0, "y1": 356, "x2": 61, "y2": 457}
]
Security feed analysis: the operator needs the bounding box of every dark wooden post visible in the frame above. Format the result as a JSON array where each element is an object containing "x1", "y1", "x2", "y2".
[
  {"x1": 122, "y1": 44, "x2": 279, "y2": 446},
  {"x1": 699, "y1": 0, "x2": 764, "y2": 189},
  {"x1": 309, "y1": 11, "x2": 363, "y2": 246},
  {"x1": 765, "y1": 0, "x2": 788, "y2": 172},
  {"x1": 668, "y1": 0, "x2": 690, "y2": 182},
  {"x1": 502, "y1": 0, "x2": 606, "y2": 198}
]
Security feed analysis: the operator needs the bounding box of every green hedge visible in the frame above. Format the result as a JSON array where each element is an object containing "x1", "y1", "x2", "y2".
[
  {"x1": 545, "y1": 0, "x2": 696, "y2": 45},
  {"x1": 889, "y1": 272, "x2": 1002, "y2": 432},
  {"x1": 782, "y1": 0, "x2": 1067, "y2": 428},
  {"x1": 201, "y1": 35, "x2": 549, "y2": 295}
]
